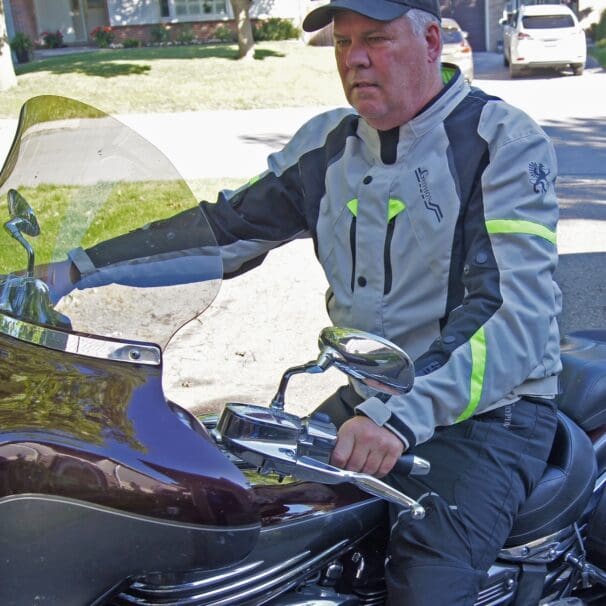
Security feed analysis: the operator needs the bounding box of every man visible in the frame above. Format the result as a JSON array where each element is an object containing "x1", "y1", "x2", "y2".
[
  {"x1": 196, "y1": 1, "x2": 560, "y2": 603},
  {"x1": 59, "y1": 1, "x2": 560, "y2": 603}
]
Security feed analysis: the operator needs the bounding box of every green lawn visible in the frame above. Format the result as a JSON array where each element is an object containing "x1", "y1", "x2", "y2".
[
  {"x1": 0, "y1": 177, "x2": 242, "y2": 274},
  {"x1": 590, "y1": 44, "x2": 606, "y2": 69},
  {"x1": 0, "y1": 41, "x2": 346, "y2": 119}
]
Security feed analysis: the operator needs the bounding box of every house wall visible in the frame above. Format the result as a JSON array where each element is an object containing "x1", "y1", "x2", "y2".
[
  {"x1": 108, "y1": 0, "x2": 160, "y2": 27},
  {"x1": 251, "y1": 0, "x2": 308, "y2": 21},
  {"x1": 7, "y1": 0, "x2": 37, "y2": 40},
  {"x1": 489, "y1": 0, "x2": 508, "y2": 51}
]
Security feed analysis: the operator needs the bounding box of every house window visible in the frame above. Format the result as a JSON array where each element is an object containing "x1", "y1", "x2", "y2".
[
  {"x1": 160, "y1": 0, "x2": 170, "y2": 18},
  {"x1": 174, "y1": 0, "x2": 228, "y2": 18}
]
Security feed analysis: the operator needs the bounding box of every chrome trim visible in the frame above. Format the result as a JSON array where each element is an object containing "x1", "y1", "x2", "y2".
[
  {"x1": 594, "y1": 469, "x2": 606, "y2": 493},
  {"x1": 118, "y1": 540, "x2": 352, "y2": 605},
  {"x1": 0, "y1": 494, "x2": 259, "y2": 533},
  {"x1": 0, "y1": 311, "x2": 161, "y2": 365},
  {"x1": 498, "y1": 526, "x2": 576, "y2": 564}
]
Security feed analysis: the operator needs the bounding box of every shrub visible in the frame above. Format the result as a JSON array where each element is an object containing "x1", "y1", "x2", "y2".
[
  {"x1": 177, "y1": 27, "x2": 195, "y2": 45},
  {"x1": 91, "y1": 26, "x2": 115, "y2": 48},
  {"x1": 10, "y1": 32, "x2": 33, "y2": 63},
  {"x1": 254, "y1": 18, "x2": 300, "y2": 41},
  {"x1": 214, "y1": 24, "x2": 235, "y2": 42},
  {"x1": 151, "y1": 24, "x2": 170, "y2": 44},
  {"x1": 123, "y1": 38, "x2": 140, "y2": 48},
  {"x1": 41, "y1": 30, "x2": 64, "y2": 49}
]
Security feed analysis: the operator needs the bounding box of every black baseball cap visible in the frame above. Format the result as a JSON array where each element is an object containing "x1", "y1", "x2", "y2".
[{"x1": 302, "y1": 0, "x2": 441, "y2": 32}]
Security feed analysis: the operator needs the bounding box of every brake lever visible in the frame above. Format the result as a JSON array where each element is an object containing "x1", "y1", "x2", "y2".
[
  {"x1": 215, "y1": 403, "x2": 429, "y2": 519},
  {"x1": 294, "y1": 455, "x2": 427, "y2": 519}
]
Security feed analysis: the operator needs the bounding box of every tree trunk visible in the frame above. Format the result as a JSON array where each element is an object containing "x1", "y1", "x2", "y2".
[
  {"x1": 230, "y1": 0, "x2": 255, "y2": 60},
  {"x1": 0, "y1": 0, "x2": 17, "y2": 91}
]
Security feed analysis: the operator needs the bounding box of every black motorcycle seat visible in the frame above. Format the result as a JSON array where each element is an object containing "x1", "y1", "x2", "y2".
[
  {"x1": 505, "y1": 411, "x2": 596, "y2": 547},
  {"x1": 557, "y1": 330, "x2": 606, "y2": 432}
]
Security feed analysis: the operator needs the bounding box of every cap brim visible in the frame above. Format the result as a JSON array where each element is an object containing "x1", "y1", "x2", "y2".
[{"x1": 302, "y1": 0, "x2": 410, "y2": 32}]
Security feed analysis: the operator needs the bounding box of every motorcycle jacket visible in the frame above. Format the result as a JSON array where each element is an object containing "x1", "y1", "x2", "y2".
[
  {"x1": 199, "y1": 67, "x2": 561, "y2": 449},
  {"x1": 77, "y1": 68, "x2": 561, "y2": 450}
]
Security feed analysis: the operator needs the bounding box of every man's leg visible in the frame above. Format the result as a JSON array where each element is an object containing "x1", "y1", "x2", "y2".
[{"x1": 385, "y1": 398, "x2": 557, "y2": 606}]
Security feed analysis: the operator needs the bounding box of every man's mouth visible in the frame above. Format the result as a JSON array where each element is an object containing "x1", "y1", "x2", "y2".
[{"x1": 352, "y1": 81, "x2": 377, "y2": 89}]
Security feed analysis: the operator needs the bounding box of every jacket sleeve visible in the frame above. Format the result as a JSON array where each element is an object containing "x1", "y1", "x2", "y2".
[
  {"x1": 357, "y1": 103, "x2": 561, "y2": 449},
  {"x1": 201, "y1": 108, "x2": 355, "y2": 278}
]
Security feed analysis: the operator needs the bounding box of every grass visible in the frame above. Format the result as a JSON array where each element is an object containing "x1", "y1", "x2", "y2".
[
  {"x1": 0, "y1": 41, "x2": 346, "y2": 119},
  {"x1": 590, "y1": 43, "x2": 606, "y2": 69},
  {"x1": 0, "y1": 176, "x2": 242, "y2": 273}
]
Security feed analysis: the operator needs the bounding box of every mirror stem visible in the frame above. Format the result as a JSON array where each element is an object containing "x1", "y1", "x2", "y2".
[{"x1": 270, "y1": 360, "x2": 330, "y2": 410}]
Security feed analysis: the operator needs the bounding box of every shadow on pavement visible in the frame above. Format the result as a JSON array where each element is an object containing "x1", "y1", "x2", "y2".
[{"x1": 472, "y1": 51, "x2": 602, "y2": 82}]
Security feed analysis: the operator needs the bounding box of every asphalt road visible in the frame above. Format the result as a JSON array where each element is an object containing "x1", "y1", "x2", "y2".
[{"x1": 469, "y1": 53, "x2": 606, "y2": 334}]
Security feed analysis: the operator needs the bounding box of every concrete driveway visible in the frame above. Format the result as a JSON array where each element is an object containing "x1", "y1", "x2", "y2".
[{"x1": 469, "y1": 52, "x2": 606, "y2": 334}]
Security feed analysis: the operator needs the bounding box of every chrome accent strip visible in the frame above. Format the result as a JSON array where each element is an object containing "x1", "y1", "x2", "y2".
[
  {"x1": 594, "y1": 470, "x2": 606, "y2": 493},
  {"x1": 130, "y1": 561, "x2": 266, "y2": 595},
  {"x1": 120, "y1": 539, "x2": 352, "y2": 605},
  {"x1": 0, "y1": 494, "x2": 260, "y2": 533},
  {"x1": 498, "y1": 526, "x2": 576, "y2": 563},
  {"x1": 0, "y1": 311, "x2": 161, "y2": 365},
  {"x1": 133, "y1": 552, "x2": 311, "y2": 599}
]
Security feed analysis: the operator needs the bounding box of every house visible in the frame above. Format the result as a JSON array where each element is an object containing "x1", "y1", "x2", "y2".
[
  {"x1": 5, "y1": 0, "x2": 599, "y2": 51},
  {"x1": 5, "y1": 0, "x2": 311, "y2": 46}
]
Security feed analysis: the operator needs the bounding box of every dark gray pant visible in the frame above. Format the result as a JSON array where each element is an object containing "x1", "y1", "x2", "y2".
[{"x1": 316, "y1": 386, "x2": 557, "y2": 606}]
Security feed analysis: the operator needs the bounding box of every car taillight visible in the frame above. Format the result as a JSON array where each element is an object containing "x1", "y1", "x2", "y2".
[
  {"x1": 460, "y1": 41, "x2": 472, "y2": 53},
  {"x1": 517, "y1": 32, "x2": 531, "y2": 40}
]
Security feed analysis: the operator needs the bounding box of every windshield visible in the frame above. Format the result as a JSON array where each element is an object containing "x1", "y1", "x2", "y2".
[
  {"x1": 441, "y1": 28, "x2": 464, "y2": 44},
  {"x1": 0, "y1": 96, "x2": 222, "y2": 349},
  {"x1": 522, "y1": 15, "x2": 575, "y2": 29}
]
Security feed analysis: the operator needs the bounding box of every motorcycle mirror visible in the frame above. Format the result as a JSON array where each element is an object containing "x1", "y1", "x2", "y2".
[
  {"x1": 4, "y1": 190, "x2": 40, "y2": 277},
  {"x1": 7, "y1": 189, "x2": 40, "y2": 237},
  {"x1": 317, "y1": 327, "x2": 414, "y2": 396}
]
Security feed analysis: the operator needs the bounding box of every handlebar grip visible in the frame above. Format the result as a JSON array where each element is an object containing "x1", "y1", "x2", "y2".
[{"x1": 392, "y1": 454, "x2": 431, "y2": 476}]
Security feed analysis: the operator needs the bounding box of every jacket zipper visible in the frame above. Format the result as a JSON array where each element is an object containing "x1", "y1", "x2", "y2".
[
  {"x1": 349, "y1": 216, "x2": 357, "y2": 291},
  {"x1": 384, "y1": 218, "x2": 395, "y2": 295}
]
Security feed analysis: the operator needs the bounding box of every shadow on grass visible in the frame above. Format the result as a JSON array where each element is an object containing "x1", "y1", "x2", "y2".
[{"x1": 17, "y1": 45, "x2": 286, "y2": 78}]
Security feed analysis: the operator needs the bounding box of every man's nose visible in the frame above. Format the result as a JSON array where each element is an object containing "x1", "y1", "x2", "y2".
[{"x1": 345, "y1": 41, "x2": 371, "y2": 69}]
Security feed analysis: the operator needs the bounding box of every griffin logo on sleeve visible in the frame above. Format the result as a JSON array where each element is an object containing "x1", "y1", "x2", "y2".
[{"x1": 528, "y1": 162, "x2": 551, "y2": 194}]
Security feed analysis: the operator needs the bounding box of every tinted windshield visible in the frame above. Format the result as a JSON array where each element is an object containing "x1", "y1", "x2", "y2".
[
  {"x1": 0, "y1": 96, "x2": 221, "y2": 349},
  {"x1": 441, "y1": 28, "x2": 464, "y2": 44},
  {"x1": 522, "y1": 15, "x2": 575, "y2": 29}
]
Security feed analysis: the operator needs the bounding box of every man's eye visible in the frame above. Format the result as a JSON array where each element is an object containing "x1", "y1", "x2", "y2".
[
  {"x1": 334, "y1": 39, "x2": 350, "y2": 48},
  {"x1": 368, "y1": 36, "x2": 388, "y2": 44}
]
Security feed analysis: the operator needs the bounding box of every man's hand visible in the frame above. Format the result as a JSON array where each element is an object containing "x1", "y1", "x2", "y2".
[
  {"x1": 34, "y1": 259, "x2": 78, "y2": 304},
  {"x1": 330, "y1": 416, "x2": 405, "y2": 478}
]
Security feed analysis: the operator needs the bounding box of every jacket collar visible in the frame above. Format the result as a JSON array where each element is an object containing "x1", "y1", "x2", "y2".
[{"x1": 356, "y1": 66, "x2": 469, "y2": 162}]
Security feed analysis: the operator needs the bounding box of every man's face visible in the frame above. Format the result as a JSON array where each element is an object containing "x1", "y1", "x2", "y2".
[{"x1": 333, "y1": 11, "x2": 442, "y2": 130}]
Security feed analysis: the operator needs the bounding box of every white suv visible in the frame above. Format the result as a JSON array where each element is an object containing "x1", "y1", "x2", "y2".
[{"x1": 502, "y1": 4, "x2": 586, "y2": 77}]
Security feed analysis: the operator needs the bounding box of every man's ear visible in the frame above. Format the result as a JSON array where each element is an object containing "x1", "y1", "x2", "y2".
[{"x1": 425, "y1": 22, "x2": 442, "y2": 63}]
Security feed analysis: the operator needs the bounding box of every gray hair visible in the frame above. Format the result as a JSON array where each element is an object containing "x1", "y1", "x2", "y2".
[{"x1": 405, "y1": 8, "x2": 440, "y2": 36}]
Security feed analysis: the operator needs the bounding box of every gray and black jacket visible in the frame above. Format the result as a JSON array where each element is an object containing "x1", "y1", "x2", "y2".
[{"x1": 201, "y1": 68, "x2": 562, "y2": 449}]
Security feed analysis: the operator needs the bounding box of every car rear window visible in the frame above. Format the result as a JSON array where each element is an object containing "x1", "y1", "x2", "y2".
[
  {"x1": 522, "y1": 15, "x2": 575, "y2": 29},
  {"x1": 441, "y1": 28, "x2": 464, "y2": 43}
]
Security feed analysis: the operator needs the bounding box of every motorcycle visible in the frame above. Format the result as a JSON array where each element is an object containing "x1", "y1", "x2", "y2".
[{"x1": 1, "y1": 95, "x2": 606, "y2": 606}]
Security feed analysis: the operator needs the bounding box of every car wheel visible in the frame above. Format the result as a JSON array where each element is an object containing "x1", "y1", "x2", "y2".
[
  {"x1": 572, "y1": 63, "x2": 584, "y2": 76},
  {"x1": 509, "y1": 63, "x2": 522, "y2": 78}
]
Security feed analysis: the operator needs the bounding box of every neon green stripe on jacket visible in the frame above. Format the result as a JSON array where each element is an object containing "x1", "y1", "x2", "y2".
[
  {"x1": 457, "y1": 326, "x2": 487, "y2": 422},
  {"x1": 486, "y1": 219, "x2": 557, "y2": 244},
  {"x1": 346, "y1": 198, "x2": 406, "y2": 220}
]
